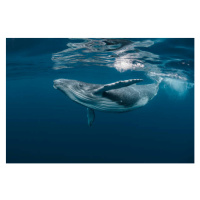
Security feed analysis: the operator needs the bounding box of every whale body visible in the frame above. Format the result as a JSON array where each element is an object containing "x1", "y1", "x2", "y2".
[{"x1": 53, "y1": 78, "x2": 161, "y2": 126}]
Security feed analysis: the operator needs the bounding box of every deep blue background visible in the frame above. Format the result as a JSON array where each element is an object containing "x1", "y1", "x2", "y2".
[{"x1": 6, "y1": 38, "x2": 194, "y2": 163}]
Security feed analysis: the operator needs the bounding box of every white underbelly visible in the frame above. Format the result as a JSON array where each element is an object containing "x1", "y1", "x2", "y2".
[{"x1": 74, "y1": 96, "x2": 149, "y2": 113}]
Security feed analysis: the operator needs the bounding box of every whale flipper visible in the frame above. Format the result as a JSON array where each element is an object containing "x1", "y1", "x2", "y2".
[
  {"x1": 94, "y1": 79, "x2": 143, "y2": 95},
  {"x1": 87, "y1": 108, "x2": 95, "y2": 127}
]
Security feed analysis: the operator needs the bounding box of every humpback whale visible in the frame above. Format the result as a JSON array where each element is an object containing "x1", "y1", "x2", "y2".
[{"x1": 53, "y1": 78, "x2": 161, "y2": 126}]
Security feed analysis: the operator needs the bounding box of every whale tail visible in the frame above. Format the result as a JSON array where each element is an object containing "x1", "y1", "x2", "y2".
[
  {"x1": 149, "y1": 75, "x2": 163, "y2": 85},
  {"x1": 156, "y1": 76, "x2": 163, "y2": 86}
]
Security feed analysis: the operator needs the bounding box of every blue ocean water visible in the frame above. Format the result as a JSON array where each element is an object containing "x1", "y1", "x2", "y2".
[{"x1": 6, "y1": 38, "x2": 194, "y2": 163}]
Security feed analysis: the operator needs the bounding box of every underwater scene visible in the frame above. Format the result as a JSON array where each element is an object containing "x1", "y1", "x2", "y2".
[{"x1": 6, "y1": 38, "x2": 194, "y2": 163}]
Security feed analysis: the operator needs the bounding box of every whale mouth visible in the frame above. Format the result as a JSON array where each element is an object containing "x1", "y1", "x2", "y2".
[
  {"x1": 53, "y1": 80, "x2": 61, "y2": 89},
  {"x1": 53, "y1": 79, "x2": 68, "y2": 90}
]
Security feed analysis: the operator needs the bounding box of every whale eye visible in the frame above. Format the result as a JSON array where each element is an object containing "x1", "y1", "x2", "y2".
[{"x1": 79, "y1": 83, "x2": 83, "y2": 87}]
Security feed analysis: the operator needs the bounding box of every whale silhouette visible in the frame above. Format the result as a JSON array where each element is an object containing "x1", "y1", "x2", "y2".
[{"x1": 53, "y1": 78, "x2": 161, "y2": 126}]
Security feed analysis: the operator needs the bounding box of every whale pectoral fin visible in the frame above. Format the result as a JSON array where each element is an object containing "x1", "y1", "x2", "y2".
[
  {"x1": 94, "y1": 79, "x2": 143, "y2": 95},
  {"x1": 87, "y1": 108, "x2": 95, "y2": 127}
]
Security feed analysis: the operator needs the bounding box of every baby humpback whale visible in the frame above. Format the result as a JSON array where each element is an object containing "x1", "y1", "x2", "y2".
[{"x1": 53, "y1": 78, "x2": 161, "y2": 126}]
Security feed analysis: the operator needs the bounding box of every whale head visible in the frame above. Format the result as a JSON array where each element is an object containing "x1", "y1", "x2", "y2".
[
  {"x1": 53, "y1": 78, "x2": 98, "y2": 103},
  {"x1": 53, "y1": 79, "x2": 93, "y2": 92},
  {"x1": 54, "y1": 79, "x2": 74, "y2": 90}
]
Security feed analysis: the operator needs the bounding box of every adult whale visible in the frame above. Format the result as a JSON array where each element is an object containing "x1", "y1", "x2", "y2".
[{"x1": 53, "y1": 78, "x2": 161, "y2": 126}]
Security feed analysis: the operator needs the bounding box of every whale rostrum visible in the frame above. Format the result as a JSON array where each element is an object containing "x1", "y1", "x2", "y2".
[{"x1": 53, "y1": 78, "x2": 161, "y2": 126}]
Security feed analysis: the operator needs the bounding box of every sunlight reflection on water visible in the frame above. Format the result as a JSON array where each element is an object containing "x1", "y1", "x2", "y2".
[{"x1": 51, "y1": 38, "x2": 194, "y2": 95}]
